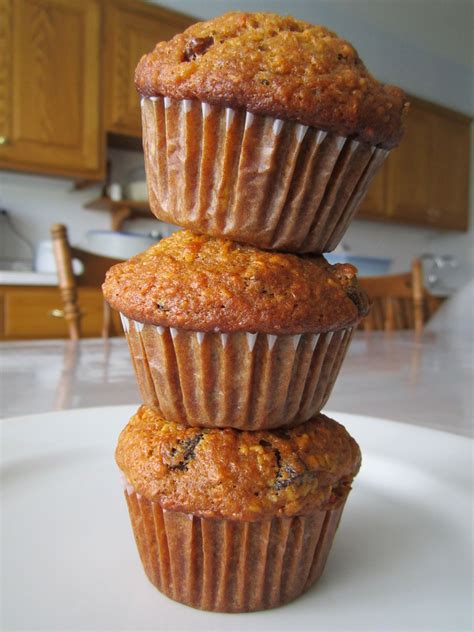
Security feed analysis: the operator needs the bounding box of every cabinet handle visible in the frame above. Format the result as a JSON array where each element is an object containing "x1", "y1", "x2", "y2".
[
  {"x1": 49, "y1": 309, "x2": 65, "y2": 318},
  {"x1": 0, "y1": 136, "x2": 8, "y2": 145},
  {"x1": 49, "y1": 308, "x2": 85, "y2": 318}
]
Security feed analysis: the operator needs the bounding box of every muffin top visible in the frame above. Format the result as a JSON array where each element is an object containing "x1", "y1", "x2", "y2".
[
  {"x1": 135, "y1": 11, "x2": 408, "y2": 148},
  {"x1": 103, "y1": 230, "x2": 369, "y2": 334},
  {"x1": 117, "y1": 405, "x2": 361, "y2": 520}
]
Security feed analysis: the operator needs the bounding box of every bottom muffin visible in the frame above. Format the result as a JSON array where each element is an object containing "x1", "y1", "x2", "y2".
[{"x1": 116, "y1": 405, "x2": 361, "y2": 613}]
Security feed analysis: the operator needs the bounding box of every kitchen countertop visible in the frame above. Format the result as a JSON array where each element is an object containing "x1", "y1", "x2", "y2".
[
  {"x1": 1, "y1": 328, "x2": 471, "y2": 437},
  {"x1": 0, "y1": 270, "x2": 58, "y2": 286}
]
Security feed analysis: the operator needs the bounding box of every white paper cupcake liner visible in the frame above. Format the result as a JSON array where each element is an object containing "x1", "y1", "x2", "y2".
[
  {"x1": 141, "y1": 96, "x2": 389, "y2": 253},
  {"x1": 120, "y1": 314, "x2": 354, "y2": 430},
  {"x1": 123, "y1": 486, "x2": 346, "y2": 612}
]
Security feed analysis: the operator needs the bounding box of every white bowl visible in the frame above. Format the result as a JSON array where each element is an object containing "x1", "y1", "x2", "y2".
[{"x1": 84, "y1": 231, "x2": 158, "y2": 260}]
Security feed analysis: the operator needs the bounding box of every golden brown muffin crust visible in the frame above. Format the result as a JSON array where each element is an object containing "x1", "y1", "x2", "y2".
[
  {"x1": 135, "y1": 12, "x2": 408, "y2": 148},
  {"x1": 117, "y1": 405, "x2": 361, "y2": 520},
  {"x1": 103, "y1": 230, "x2": 369, "y2": 334}
]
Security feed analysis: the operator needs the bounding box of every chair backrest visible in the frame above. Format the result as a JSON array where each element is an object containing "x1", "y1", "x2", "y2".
[
  {"x1": 358, "y1": 259, "x2": 425, "y2": 333},
  {"x1": 50, "y1": 223, "x2": 122, "y2": 340}
]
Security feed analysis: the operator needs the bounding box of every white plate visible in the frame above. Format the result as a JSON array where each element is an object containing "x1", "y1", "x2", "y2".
[{"x1": 1, "y1": 407, "x2": 472, "y2": 631}]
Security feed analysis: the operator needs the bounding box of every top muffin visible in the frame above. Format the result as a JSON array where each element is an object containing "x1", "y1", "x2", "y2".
[{"x1": 135, "y1": 11, "x2": 408, "y2": 148}]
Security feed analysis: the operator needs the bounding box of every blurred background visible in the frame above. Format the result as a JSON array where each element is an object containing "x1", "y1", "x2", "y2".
[{"x1": 0, "y1": 0, "x2": 472, "y2": 339}]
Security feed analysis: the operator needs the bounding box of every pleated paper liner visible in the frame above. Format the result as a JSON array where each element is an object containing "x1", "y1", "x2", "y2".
[
  {"x1": 120, "y1": 314, "x2": 355, "y2": 430},
  {"x1": 141, "y1": 95, "x2": 389, "y2": 254},
  {"x1": 124, "y1": 486, "x2": 346, "y2": 613}
]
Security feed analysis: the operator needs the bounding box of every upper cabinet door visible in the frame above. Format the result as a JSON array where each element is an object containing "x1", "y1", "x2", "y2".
[
  {"x1": 0, "y1": 0, "x2": 103, "y2": 179},
  {"x1": 428, "y1": 110, "x2": 470, "y2": 230},
  {"x1": 357, "y1": 97, "x2": 470, "y2": 231},
  {"x1": 385, "y1": 102, "x2": 433, "y2": 225},
  {"x1": 104, "y1": 0, "x2": 194, "y2": 138},
  {"x1": 386, "y1": 99, "x2": 471, "y2": 230}
]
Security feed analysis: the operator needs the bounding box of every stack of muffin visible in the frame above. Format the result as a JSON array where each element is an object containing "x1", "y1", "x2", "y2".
[{"x1": 103, "y1": 12, "x2": 407, "y2": 613}]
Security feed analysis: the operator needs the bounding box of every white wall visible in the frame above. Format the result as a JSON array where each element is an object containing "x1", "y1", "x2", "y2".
[
  {"x1": 0, "y1": 0, "x2": 472, "y2": 276},
  {"x1": 0, "y1": 149, "x2": 164, "y2": 264}
]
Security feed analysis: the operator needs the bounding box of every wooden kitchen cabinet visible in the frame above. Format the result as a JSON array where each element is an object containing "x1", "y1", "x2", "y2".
[
  {"x1": 0, "y1": 286, "x2": 123, "y2": 340},
  {"x1": 103, "y1": 0, "x2": 194, "y2": 138},
  {"x1": 0, "y1": 0, "x2": 193, "y2": 177},
  {"x1": 358, "y1": 97, "x2": 471, "y2": 230},
  {"x1": 428, "y1": 110, "x2": 471, "y2": 230},
  {"x1": 0, "y1": 0, "x2": 470, "y2": 235},
  {"x1": 0, "y1": 0, "x2": 104, "y2": 179}
]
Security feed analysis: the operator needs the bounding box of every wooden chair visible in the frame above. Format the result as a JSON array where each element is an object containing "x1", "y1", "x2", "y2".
[
  {"x1": 358, "y1": 259, "x2": 425, "y2": 333},
  {"x1": 51, "y1": 223, "x2": 123, "y2": 340}
]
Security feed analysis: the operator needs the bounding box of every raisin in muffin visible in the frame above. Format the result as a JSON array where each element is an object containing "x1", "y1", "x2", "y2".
[
  {"x1": 103, "y1": 230, "x2": 369, "y2": 430},
  {"x1": 135, "y1": 12, "x2": 408, "y2": 252},
  {"x1": 117, "y1": 405, "x2": 361, "y2": 612}
]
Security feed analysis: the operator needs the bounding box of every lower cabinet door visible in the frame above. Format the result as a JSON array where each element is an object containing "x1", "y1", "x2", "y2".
[{"x1": 1, "y1": 286, "x2": 122, "y2": 339}]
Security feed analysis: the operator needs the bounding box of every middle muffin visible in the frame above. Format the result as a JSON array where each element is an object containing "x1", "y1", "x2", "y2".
[{"x1": 103, "y1": 230, "x2": 369, "y2": 430}]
